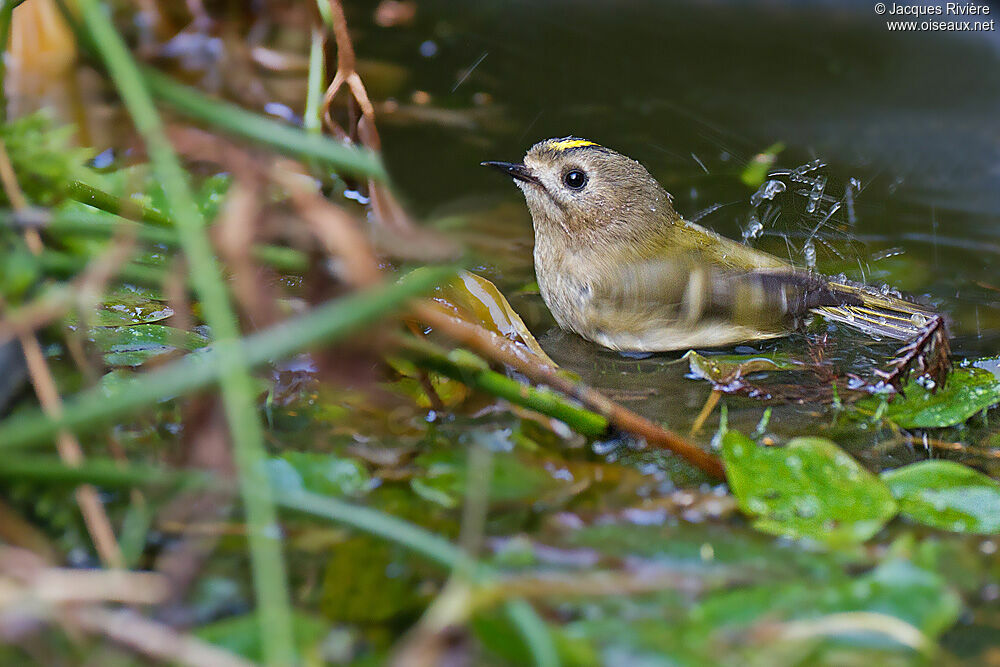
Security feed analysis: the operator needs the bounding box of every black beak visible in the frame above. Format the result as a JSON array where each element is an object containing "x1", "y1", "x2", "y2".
[{"x1": 481, "y1": 160, "x2": 542, "y2": 186}]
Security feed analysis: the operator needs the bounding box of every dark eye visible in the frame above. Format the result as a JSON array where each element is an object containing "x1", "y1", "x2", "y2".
[{"x1": 563, "y1": 169, "x2": 587, "y2": 190}]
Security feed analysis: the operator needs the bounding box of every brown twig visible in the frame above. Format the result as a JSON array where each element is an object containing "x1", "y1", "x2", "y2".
[
  {"x1": 0, "y1": 136, "x2": 124, "y2": 569},
  {"x1": 874, "y1": 314, "x2": 952, "y2": 391},
  {"x1": 69, "y1": 607, "x2": 254, "y2": 667},
  {"x1": 414, "y1": 304, "x2": 726, "y2": 479},
  {"x1": 321, "y1": 0, "x2": 417, "y2": 234}
]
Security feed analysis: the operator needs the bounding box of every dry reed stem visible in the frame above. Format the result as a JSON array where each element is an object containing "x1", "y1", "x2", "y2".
[
  {"x1": 321, "y1": 0, "x2": 416, "y2": 234},
  {"x1": 414, "y1": 304, "x2": 726, "y2": 479},
  {"x1": 69, "y1": 607, "x2": 254, "y2": 667},
  {"x1": 0, "y1": 136, "x2": 124, "y2": 569}
]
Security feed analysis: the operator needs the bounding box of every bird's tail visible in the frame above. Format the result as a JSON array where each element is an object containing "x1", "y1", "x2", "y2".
[
  {"x1": 817, "y1": 280, "x2": 939, "y2": 342},
  {"x1": 816, "y1": 279, "x2": 952, "y2": 389}
]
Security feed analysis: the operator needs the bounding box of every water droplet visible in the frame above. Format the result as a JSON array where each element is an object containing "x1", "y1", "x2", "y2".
[
  {"x1": 743, "y1": 214, "x2": 764, "y2": 241},
  {"x1": 803, "y1": 239, "x2": 817, "y2": 269},
  {"x1": 750, "y1": 179, "x2": 786, "y2": 207}
]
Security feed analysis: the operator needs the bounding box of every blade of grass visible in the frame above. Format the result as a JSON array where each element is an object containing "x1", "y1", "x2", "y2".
[
  {"x1": 0, "y1": 0, "x2": 14, "y2": 121},
  {"x1": 0, "y1": 456, "x2": 209, "y2": 488},
  {"x1": 400, "y1": 338, "x2": 608, "y2": 437},
  {"x1": 0, "y1": 266, "x2": 454, "y2": 449},
  {"x1": 77, "y1": 3, "x2": 294, "y2": 662},
  {"x1": 304, "y1": 26, "x2": 325, "y2": 135},
  {"x1": 143, "y1": 68, "x2": 387, "y2": 182},
  {"x1": 504, "y1": 599, "x2": 561, "y2": 667},
  {"x1": 67, "y1": 179, "x2": 174, "y2": 226},
  {"x1": 7, "y1": 210, "x2": 309, "y2": 273},
  {"x1": 274, "y1": 488, "x2": 559, "y2": 667}
]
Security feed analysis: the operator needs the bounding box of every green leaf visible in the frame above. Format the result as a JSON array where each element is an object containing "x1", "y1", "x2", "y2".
[
  {"x1": 740, "y1": 142, "x2": 784, "y2": 188},
  {"x1": 863, "y1": 366, "x2": 1000, "y2": 428},
  {"x1": 411, "y1": 449, "x2": 565, "y2": 509},
  {"x1": 561, "y1": 560, "x2": 960, "y2": 665},
  {"x1": 195, "y1": 611, "x2": 329, "y2": 662},
  {"x1": 89, "y1": 324, "x2": 207, "y2": 367},
  {"x1": 882, "y1": 460, "x2": 1000, "y2": 534},
  {"x1": 684, "y1": 350, "x2": 799, "y2": 384},
  {"x1": 692, "y1": 558, "x2": 961, "y2": 644},
  {"x1": 721, "y1": 431, "x2": 897, "y2": 545},
  {"x1": 266, "y1": 452, "x2": 372, "y2": 498},
  {"x1": 91, "y1": 286, "x2": 173, "y2": 326}
]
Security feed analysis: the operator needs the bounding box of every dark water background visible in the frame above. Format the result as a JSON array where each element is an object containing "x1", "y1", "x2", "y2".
[{"x1": 347, "y1": 0, "x2": 1000, "y2": 462}]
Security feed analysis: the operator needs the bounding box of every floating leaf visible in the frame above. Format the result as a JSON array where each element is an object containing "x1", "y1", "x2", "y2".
[
  {"x1": 432, "y1": 270, "x2": 556, "y2": 366},
  {"x1": 882, "y1": 460, "x2": 1000, "y2": 534},
  {"x1": 740, "y1": 142, "x2": 784, "y2": 188},
  {"x1": 721, "y1": 431, "x2": 897, "y2": 545},
  {"x1": 195, "y1": 611, "x2": 330, "y2": 662},
  {"x1": 411, "y1": 449, "x2": 567, "y2": 509},
  {"x1": 691, "y1": 558, "x2": 961, "y2": 647},
  {"x1": 684, "y1": 350, "x2": 799, "y2": 385},
  {"x1": 862, "y1": 366, "x2": 1000, "y2": 428},
  {"x1": 91, "y1": 287, "x2": 174, "y2": 326},
  {"x1": 266, "y1": 452, "x2": 371, "y2": 498},
  {"x1": 89, "y1": 324, "x2": 206, "y2": 367},
  {"x1": 560, "y1": 559, "x2": 959, "y2": 664}
]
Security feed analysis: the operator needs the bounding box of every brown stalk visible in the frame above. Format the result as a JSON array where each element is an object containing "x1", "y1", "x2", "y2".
[
  {"x1": 67, "y1": 607, "x2": 255, "y2": 667},
  {"x1": 273, "y1": 162, "x2": 383, "y2": 287},
  {"x1": 321, "y1": 0, "x2": 416, "y2": 234},
  {"x1": 413, "y1": 304, "x2": 726, "y2": 479},
  {"x1": 0, "y1": 137, "x2": 124, "y2": 569}
]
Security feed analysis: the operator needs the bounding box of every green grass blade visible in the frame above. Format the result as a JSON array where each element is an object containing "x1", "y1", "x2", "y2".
[
  {"x1": 143, "y1": 68, "x2": 387, "y2": 182},
  {"x1": 77, "y1": 3, "x2": 295, "y2": 661},
  {"x1": 0, "y1": 267, "x2": 454, "y2": 449}
]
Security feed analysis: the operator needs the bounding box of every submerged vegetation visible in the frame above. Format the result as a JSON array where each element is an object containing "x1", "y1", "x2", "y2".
[{"x1": 0, "y1": 1, "x2": 998, "y2": 665}]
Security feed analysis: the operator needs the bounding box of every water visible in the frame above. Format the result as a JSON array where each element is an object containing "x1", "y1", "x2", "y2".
[{"x1": 352, "y1": 0, "x2": 1000, "y2": 455}]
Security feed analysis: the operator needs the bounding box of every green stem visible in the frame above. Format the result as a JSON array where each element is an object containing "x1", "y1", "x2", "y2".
[
  {"x1": 401, "y1": 339, "x2": 609, "y2": 437},
  {"x1": 0, "y1": 0, "x2": 14, "y2": 121},
  {"x1": 36, "y1": 248, "x2": 171, "y2": 287},
  {"x1": 67, "y1": 180, "x2": 173, "y2": 226},
  {"x1": 315, "y1": 0, "x2": 333, "y2": 28},
  {"x1": 304, "y1": 27, "x2": 325, "y2": 135},
  {"x1": 0, "y1": 267, "x2": 454, "y2": 450},
  {"x1": 11, "y1": 210, "x2": 309, "y2": 273},
  {"x1": 0, "y1": 456, "x2": 208, "y2": 489},
  {"x1": 275, "y1": 489, "x2": 472, "y2": 572},
  {"x1": 76, "y1": 3, "x2": 295, "y2": 663},
  {"x1": 143, "y1": 69, "x2": 387, "y2": 182},
  {"x1": 274, "y1": 488, "x2": 559, "y2": 667},
  {"x1": 504, "y1": 599, "x2": 561, "y2": 667}
]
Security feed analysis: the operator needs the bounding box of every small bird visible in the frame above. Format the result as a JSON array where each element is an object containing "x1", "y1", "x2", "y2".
[{"x1": 483, "y1": 137, "x2": 939, "y2": 354}]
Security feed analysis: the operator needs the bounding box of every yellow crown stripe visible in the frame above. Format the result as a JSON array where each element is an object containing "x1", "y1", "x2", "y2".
[{"x1": 547, "y1": 139, "x2": 599, "y2": 151}]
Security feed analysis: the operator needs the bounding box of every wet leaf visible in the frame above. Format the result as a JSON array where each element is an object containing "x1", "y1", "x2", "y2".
[
  {"x1": 432, "y1": 270, "x2": 556, "y2": 366},
  {"x1": 560, "y1": 559, "x2": 959, "y2": 665},
  {"x1": 411, "y1": 449, "x2": 568, "y2": 509},
  {"x1": 320, "y1": 536, "x2": 428, "y2": 623},
  {"x1": 721, "y1": 431, "x2": 897, "y2": 545},
  {"x1": 690, "y1": 558, "x2": 961, "y2": 647},
  {"x1": 89, "y1": 324, "x2": 206, "y2": 367},
  {"x1": 684, "y1": 350, "x2": 799, "y2": 385},
  {"x1": 195, "y1": 611, "x2": 329, "y2": 662},
  {"x1": 864, "y1": 366, "x2": 1000, "y2": 428},
  {"x1": 266, "y1": 452, "x2": 372, "y2": 498},
  {"x1": 740, "y1": 142, "x2": 784, "y2": 188},
  {"x1": 882, "y1": 460, "x2": 1000, "y2": 534},
  {"x1": 88, "y1": 286, "x2": 172, "y2": 326}
]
